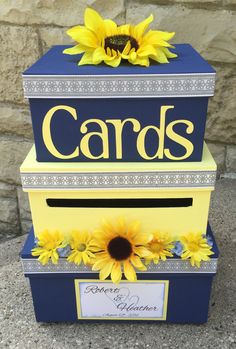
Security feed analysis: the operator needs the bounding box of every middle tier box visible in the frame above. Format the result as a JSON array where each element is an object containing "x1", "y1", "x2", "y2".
[
  {"x1": 22, "y1": 44, "x2": 215, "y2": 163},
  {"x1": 21, "y1": 143, "x2": 216, "y2": 239}
]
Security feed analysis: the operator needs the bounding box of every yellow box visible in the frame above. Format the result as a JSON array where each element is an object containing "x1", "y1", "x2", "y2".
[{"x1": 20, "y1": 143, "x2": 216, "y2": 238}]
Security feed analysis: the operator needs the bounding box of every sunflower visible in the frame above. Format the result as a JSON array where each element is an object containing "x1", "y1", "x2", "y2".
[
  {"x1": 145, "y1": 231, "x2": 174, "y2": 265},
  {"x1": 92, "y1": 219, "x2": 152, "y2": 283},
  {"x1": 63, "y1": 8, "x2": 177, "y2": 67},
  {"x1": 180, "y1": 232, "x2": 214, "y2": 267},
  {"x1": 31, "y1": 230, "x2": 66, "y2": 265},
  {"x1": 67, "y1": 230, "x2": 98, "y2": 265}
]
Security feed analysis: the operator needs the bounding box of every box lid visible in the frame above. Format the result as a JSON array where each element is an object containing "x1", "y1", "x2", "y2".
[
  {"x1": 20, "y1": 143, "x2": 216, "y2": 191},
  {"x1": 22, "y1": 44, "x2": 215, "y2": 98},
  {"x1": 21, "y1": 224, "x2": 219, "y2": 275}
]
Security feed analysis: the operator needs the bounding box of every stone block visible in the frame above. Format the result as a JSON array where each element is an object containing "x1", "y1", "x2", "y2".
[
  {"x1": 206, "y1": 64, "x2": 236, "y2": 144},
  {"x1": 0, "y1": 182, "x2": 19, "y2": 239},
  {"x1": 21, "y1": 219, "x2": 32, "y2": 235},
  {"x1": 223, "y1": 0, "x2": 236, "y2": 4},
  {"x1": 226, "y1": 145, "x2": 236, "y2": 173},
  {"x1": 0, "y1": 183, "x2": 20, "y2": 240},
  {"x1": 17, "y1": 187, "x2": 31, "y2": 222},
  {"x1": 0, "y1": 221, "x2": 20, "y2": 241},
  {"x1": 0, "y1": 198, "x2": 18, "y2": 225},
  {"x1": 0, "y1": 25, "x2": 40, "y2": 104},
  {"x1": 0, "y1": 105, "x2": 33, "y2": 139},
  {"x1": 0, "y1": 0, "x2": 125, "y2": 26},
  {"x1": 207, "y1": 142, "x2": 226, "y2": 177},
  {"x1": 39, "y1": 27, "x2": 73, "y2": 53},
  {"x1": 126, "y1": 3, "x2": 236, "y2": 63},
  {"x1": 0, "y1": 182, "x2": 16, "y2": 199},
  {"x1": 165, "y1": 0, "x2": 220, "y2": 2},
  {"x1": 0, "y1": 139, "x2": 32, "y2": 185}
]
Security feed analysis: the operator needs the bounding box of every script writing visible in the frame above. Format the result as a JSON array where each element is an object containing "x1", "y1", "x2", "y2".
[{"x1": 75, "y1": 281, "x2": 169, "y2": 320}]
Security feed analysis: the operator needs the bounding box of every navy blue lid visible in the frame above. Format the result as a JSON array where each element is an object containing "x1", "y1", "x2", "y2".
[{"x1": 23, "y1": 44, "x2": 215, "y2": 76}]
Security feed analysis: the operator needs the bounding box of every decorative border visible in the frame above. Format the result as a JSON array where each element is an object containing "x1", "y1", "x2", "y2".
[
  {"x1": 21, "y1": 170, "x2": 216, "y2": 190},
  {"x1": 22, "y1": 73, "x2": 215, "y2": 98},
  {"x1": 21, "y1": 258, "x2": 218, "y2": 274},
  {"x1": 75, "y1": 279, "x2": 169, "y2": 321}
]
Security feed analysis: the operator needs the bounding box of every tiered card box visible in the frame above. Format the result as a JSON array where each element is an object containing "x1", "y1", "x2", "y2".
[{"x1": 20, "y1": 44, "x2": 218, "y2": 323}]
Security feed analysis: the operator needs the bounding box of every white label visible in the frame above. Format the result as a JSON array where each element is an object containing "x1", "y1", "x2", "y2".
[{"x1": 74, "y1": 280, "x2": 169, "y2": 320}]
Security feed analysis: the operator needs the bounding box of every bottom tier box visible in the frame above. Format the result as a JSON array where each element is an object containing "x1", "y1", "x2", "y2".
[{"x1": 21, "y1": 225, "x2": 219, "y2": 324}]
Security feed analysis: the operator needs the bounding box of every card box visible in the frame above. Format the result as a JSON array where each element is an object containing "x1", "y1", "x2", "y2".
[
  {"x1": 21, "y1": 224, "x2": 218, "y2": 323},
  {"x1": 22, "y1": 44, "x2": 215, "y2": 162},
  {"x1": 20, "y1": 143, "x2": 216, "y2": 239}
]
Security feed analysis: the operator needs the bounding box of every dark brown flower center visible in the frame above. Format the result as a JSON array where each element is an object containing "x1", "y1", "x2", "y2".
[
  {"x1": 108, "y1": 236, "x2": 132, "y2": 261},
  {"x1": 104, "y1": 35, "x2": 139, "y2": 53}
]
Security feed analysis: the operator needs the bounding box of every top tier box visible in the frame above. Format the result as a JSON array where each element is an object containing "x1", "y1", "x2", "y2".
[{"x1": 22, "y1": 44, "x2": 215, "y2": 163}]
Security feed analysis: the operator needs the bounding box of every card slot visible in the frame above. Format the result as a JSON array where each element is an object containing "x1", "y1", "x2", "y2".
[{"x1": 46, "y1": 198, "x2": 193, "y2": 208}]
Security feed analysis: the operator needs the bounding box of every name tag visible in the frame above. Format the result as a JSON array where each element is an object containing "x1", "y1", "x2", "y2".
[{"x1": 74, "y1": 279, "x2": 169, "y2": 320}]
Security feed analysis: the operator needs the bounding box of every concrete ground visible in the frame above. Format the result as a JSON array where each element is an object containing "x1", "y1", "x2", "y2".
[{"x1": 0, "y1": 178, "x2": 235, "y2": 349}]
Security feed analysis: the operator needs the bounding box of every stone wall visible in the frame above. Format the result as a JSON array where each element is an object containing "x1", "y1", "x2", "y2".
[{"x1": 0, "y1": 0, "x2": 235, "y2": 240}]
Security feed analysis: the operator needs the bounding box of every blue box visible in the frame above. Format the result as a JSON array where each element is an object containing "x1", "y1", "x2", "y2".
[
  {"x1": 21, "y1": 224, "x2": 218, "y2": 323},
  {"x1": 22, "y1": 44, "x2": 215, "y2": 163}
]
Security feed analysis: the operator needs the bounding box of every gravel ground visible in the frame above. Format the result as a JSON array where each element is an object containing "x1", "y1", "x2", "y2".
[{"x1": 0, "y1": 178, "x2": 235, "y2": 349}]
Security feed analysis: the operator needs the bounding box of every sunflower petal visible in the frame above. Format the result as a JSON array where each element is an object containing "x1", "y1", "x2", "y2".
[
  {"x1": 128, "y1": 56, "x2": 150, "y2": 67},
  {"x1": 123, "y1": 260, "x2": 137, "y2": 282},
  {"x1": 150, "y1": 49, "x2": 169, "y2": 64},
  {"x1": 161, "y1": 47, "x2": 177, "y2": 59},
  {"x1": 104, "y1": 19, "x2": 117, "y2": 36},
  {"x1": 132, "y1": 14, "x2": 153, "y2": 40},
  {"x1": 38, "y1": 252, "x2": 50, "y2": 265},
  {"x1": 66, "y1": 25, "x2": 83, "y2": 40},
  {"x1": 84, "y1": 8, "x2": 105, "y2": 39},
  {"x1": 81, "y1": 252, "x2": 89, "y2": 265},
  {"x1": 154, "y1": 30, "x2": 175, "y2": 42},
  {"x1": 117, "y1": 24, "x2": 130, "y2": 35},
  {"x1": 121, "y1": 41, "x2": 131, "y2": 55},
  {"x1": 137, "y1": 44, "x2": 158, "y2": 57},
  {"x1": 105, "y1": 55, "x2": 121, "y2": 67},
  {"x1": 74, "y1": 252, "x2": 82, "y2": 265},
  {"x1": 63, "y1": 44, "x2": 86, "y2": 55},
  {"x1": 78, "y1": 52, "x2": 94, "y2": 66},
  {"x1": 99, "y1": 261, "x2": 114, "y2": 280},
  {"x1": 131, "y1": 255, "x2": 147, "y2": 271},
  {"x1": 93, "y1": 47, "x2": 107, "y2": 64},
  {"x1": 51, "y1": 250, "x2": 59, "y2": 264},
  {"x1": 142, "y1": 30, "x2": 175, "y2": 46},
  {"x1": 69, "y1": 26, "x2": 99, "y2": 48},
  {"x1": 92, "y1": 257, "x2": 110, "y2": 271},
  {"x1": 134, "y1": 246, "x2": 151, "y2": 257},
  {"x1": 111, "y1": 262, "x2": 122, "y2": 284}
]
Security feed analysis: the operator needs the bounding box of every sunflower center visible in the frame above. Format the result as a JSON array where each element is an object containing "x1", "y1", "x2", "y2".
[
  {"x1": 150, "y1": 241, "x2": 164, "y2": 253},
  {"x1": 104, "y1": 35, "x2": 139, "y2": 53},
  {"x1": 108, "y1": 236, "x2": 132, "y2": 261},
  {"x1": 78, "y1": 243, "x2": 87, "y2": 252},
  {"x1": 188, "y1": 242, "x2": 200, "y2": 252}
]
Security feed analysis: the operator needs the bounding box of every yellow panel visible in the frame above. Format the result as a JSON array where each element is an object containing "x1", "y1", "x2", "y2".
[
  {"x1": 21, "y1": 142, "x2": 216, "y2": 175},
  {"x1": 29, "y1": 189, "x2": 211, "y2": 238}
]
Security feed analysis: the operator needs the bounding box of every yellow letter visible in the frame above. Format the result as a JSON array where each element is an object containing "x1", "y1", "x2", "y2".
[
  {"x1": 42, "y1": 105, "x2": 79, "y2": 159},
  {"x1": 164, "y1": 120, "x2": 194, "y2": 160},
  {"x1": 80, "y1": 119, "x2": 109, "y2": 159},
  {"x1": 137, "y1": 106, "x2": 174, "y2": 160},
  {"x1": 106, "y1": 118, "x2": 141, "y2": 159}
]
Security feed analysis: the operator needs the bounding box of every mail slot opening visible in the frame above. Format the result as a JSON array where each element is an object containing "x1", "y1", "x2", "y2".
[{"x1": 46, "y1": 198, "x2": 193, "y2": 208}]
